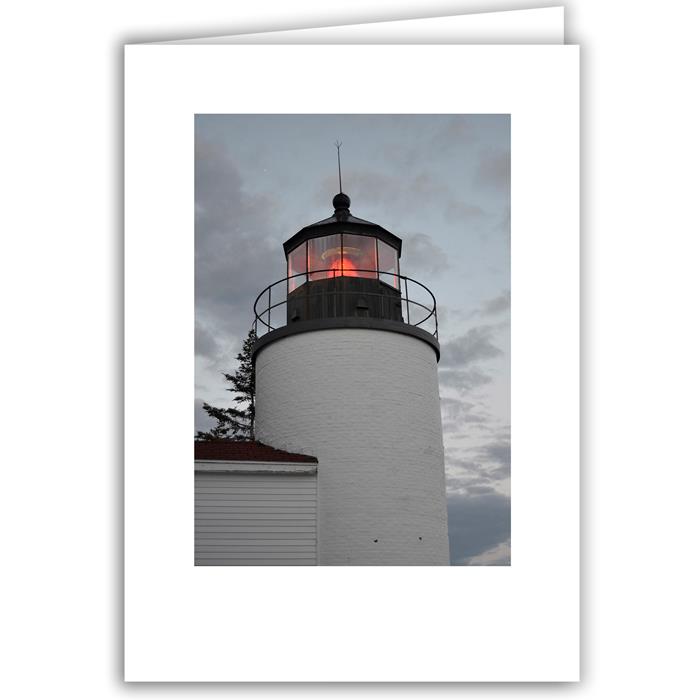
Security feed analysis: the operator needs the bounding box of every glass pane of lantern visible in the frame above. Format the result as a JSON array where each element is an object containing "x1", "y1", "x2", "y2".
[
  {"x1": 308, "y1": 234, "x2": 342, "y2": 280},
  {"x1": 287, "y1": 242, "x2": 307, "y2": 292},
  {"x1": 378, "y1": 239, "x2": 399, "y2": 289},
  {"x1": 342, "y1": 234, "x2": 378, "y2": 279}
]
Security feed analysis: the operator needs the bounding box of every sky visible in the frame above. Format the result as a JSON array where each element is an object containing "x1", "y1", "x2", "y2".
[{"x1": 195, "y1": 114, "x2": 510, "y2": 566}]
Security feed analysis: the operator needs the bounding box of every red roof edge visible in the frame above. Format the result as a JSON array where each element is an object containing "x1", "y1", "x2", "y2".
[{"x1": 194, "y1": 440, "x2": 318, "y2": 464}]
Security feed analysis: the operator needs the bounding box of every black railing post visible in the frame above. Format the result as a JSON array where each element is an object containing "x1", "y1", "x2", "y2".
[
  {"x1": 404, "y1": 276, "x2": 410, "y2": 324},
  {"x1": 267, "y1": 286, "x2": 272, "y2": 330}
]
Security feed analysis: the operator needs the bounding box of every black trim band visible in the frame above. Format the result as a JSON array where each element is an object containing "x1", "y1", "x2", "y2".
[{"x1": 252, "y1": 317, "x2": 440, "y2": 361}]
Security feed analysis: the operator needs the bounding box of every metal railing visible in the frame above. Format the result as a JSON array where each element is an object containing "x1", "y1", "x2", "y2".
[{"x1": 253, "y1": 268, "x2": 438, "y2": 339}]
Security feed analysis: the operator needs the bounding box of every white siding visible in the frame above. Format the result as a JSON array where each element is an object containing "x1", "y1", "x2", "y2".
[{"x1": 195, "y1": 471, "x2": 317, "y2": 566}]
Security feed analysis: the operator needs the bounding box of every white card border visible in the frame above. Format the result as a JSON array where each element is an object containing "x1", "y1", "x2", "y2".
[{"x1": 125, "y1": 44, "x2": 579, "y2": 682}]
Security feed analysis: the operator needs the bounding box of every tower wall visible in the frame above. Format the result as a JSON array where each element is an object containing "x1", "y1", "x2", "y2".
[{"x1": 255, "y1": 328, "x2": 450, "y2": 565}]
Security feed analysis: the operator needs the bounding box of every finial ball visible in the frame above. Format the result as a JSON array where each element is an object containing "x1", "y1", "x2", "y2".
[{"x1": 333, "y1": 192, "x2": 351, "y2": 210}]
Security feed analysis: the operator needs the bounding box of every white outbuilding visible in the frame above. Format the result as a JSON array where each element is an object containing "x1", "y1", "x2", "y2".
[{"x1": 195, "y1": 440, "x2": 319, "y2": 566}]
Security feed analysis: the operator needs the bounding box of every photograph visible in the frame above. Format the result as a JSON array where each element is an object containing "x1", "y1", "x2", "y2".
[{"x1": 194, "y1": 114, "x2": 511, "y2": 566}]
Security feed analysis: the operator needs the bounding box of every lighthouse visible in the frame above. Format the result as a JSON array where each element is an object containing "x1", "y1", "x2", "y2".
[{"x1": 252, "y1": 186, "x2": 450, "y2": 566}]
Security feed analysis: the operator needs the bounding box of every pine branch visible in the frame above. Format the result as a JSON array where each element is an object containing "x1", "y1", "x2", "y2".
[{"x1": 194, "y1": 328, "x2": 257, "y2": 441}]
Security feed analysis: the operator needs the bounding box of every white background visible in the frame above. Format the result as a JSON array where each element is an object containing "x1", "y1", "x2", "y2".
[
  {"x1": 125, "y1": 43, "x2": 578, "y2": 682},
  {"x1": 2, "y1": 0, "x2": 699, "y2": 697}
]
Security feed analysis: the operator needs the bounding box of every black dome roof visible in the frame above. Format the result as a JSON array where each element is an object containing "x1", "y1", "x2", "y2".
[{"x1": 283, "y1": 193, "x2": 402, "y2": 258}]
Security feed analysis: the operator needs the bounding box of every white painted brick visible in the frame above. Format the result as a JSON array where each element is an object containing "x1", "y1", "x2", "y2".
[{"x1": 256, "y1": 328, "x2": 450, "y2": 565}]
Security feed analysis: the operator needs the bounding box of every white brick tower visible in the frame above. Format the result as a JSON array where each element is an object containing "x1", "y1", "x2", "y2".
[{"x1": 252, "y1": 191, "x2": 450, "y2": 565}]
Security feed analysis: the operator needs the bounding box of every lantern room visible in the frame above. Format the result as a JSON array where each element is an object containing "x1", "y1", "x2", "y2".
[
  {"x1": 282, "y1": 193, "x2": 403, "y2": 324},
  {"x1": 287, "y1": 231, "x2": 400, "y2": 291},
  {"x1": 286, "y1": 193, "x2": 401, "y2": 292},
  {"x1": 252, "y1": 191, "x2": 440, "y2": 360}
]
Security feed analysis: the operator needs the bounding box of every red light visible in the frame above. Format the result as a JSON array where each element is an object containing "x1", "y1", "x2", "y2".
[
  {"x1": 308, "y1": 240, "x2": 373, "y2": 281},
  {"x1": 329, "y1": 254, "x2": 359, "y2": 277},
  {"x1": 319, "y1": 246, "x2": 361, "y2": 278}
]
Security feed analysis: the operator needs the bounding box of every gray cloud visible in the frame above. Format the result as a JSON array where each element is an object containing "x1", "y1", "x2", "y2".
[
  {"x1": 195, "y1": 320, "x2": 220, "y2": 360},
  {"x1": 315, "y1": 168, "x2": 451, "y2": 216},
  {"x1": 440, "y1": 396, "x2": 491, "y2": 434},
  {"x1": 444, "y1": 431, "x2": 511, "y2": 492},
  {"x1": 440, "y1": 324, "x2": 503, "y2": 368},
  {"x1": 439, "y1": 367, "x2": 492, "y2": 394},
  {"x1": 431, "y1": 115, "x2": 478, "y2": 153},
  {"x1": 498, "y1": 206, "x2": 511, "y2": 238},
  {"x1": 481, "y1": 290, "x2": 510, "y2": 316},
  {"x1": 402, "y1": 232, "x2": 449, "y2": 276},
  {"x1": 478, "y1": 439, "x2": 511, "y2": 476},
  {"x1": 383, "y1": 118, "x2": 477, "y2": 167},
  {"x1": 445, "y1": 466, "x2": 497, "y2": 498},
  {"x1": 195, "y1": 139, "x2": 281, "y2": 341},
  {"x1": 195, "y1": 397, "x2": 215, "y2": 433},
  {"x1": 467, "y1": 485, "x2": 498, "y2": 496},
  {"x1": 380, "y1": 141, "x2": 423, "y2": 171},
  {"x1": 464, "y1": 539, "x2": 511, "y2": 566},
  {"x1": 475, "y1": 149, "x2": 510, "y2": 190},
  {"x1": 446, "y1": 471, "x2": 491, "y2": 489},
  {"x1": 436, "y1": 305, "x2": 477, "y2": 337},
  {"x1": 447, "y1": 492, "x2": 511, "y2": 565},
  {"x1": 444, "y1": 199, "x2": 486, "y2": 222}
]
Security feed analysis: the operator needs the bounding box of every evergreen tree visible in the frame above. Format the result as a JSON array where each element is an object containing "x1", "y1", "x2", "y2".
[{"x1": 196, "y1": 327, "x2": 256, "y2": 441}]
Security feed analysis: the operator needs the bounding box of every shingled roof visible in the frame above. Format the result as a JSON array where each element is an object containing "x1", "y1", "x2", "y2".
[{"x1": 194, "y1": 440, "x2": 318, "y2": 464}]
